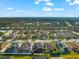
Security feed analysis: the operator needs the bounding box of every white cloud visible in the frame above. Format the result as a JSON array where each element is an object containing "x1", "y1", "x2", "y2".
[
  {"x1": 34, "y1": 1, "x2": 39, "y2": 4},
  {"x1": 46, "y1": 2, "x2": 54, "y2": 6},
  {"x1": 43, "y1": 7, "x2": 64, "y2": 11},
  {"x1": 53, "y1": 8, "x2": 64, "y2": 11},
  {"x1": 43, "y1": 7, "x2": 52, "y2": 11},
  {"x1": 35, "y1": 0, "x2": 50, "y2": 3},
  {"x1": 69, "y1": 3, "x2": 74, "y2": 5},
  {"x1": 35, "y1": 0, "x2": 50, "y2": 2},
  {"x1": 7, "y1": 8, "x2": 13, "y2": 10},
  {"x1": 34, "y1": 0, "x2": 50, "y2": 4},
  {"x1": 73, "y1": 0, "x2": 79, "y2": 5},
  {"x1": 16, "y1": 10, "x2": 21, "y2": 13},
  {"x1": 66, "y1": 0, "x2": 79, "y2": 5},
  {"x1": 43, "y1": 0, "x2": 50, "y2": 1},
  {"x1": 66, "y1": 0, "x2": 71, "y2": 2}
]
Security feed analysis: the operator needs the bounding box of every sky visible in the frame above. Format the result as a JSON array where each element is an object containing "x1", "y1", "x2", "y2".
[{"x1": 0, "y1": 0, "x2": 79, "y2": 17}]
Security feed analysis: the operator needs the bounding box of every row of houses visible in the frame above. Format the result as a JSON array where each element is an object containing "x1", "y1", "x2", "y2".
[{"x1": 0, "y1": 40, "x2": 79, "y2": 56}]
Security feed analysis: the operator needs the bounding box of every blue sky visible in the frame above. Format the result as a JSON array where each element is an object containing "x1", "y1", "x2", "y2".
[{"x1": 0, "y1": 0, "x2": 79, "y2": 17}]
